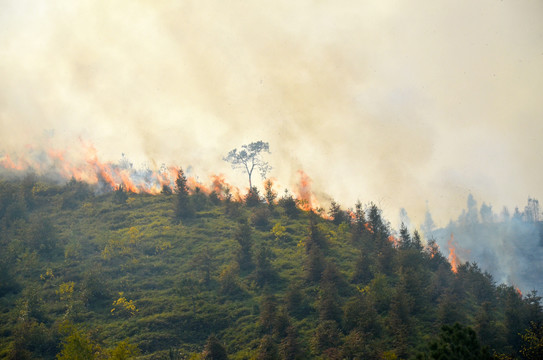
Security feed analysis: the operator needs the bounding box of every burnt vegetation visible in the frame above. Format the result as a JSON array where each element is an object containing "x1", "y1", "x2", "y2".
[{"x1": 0, "y1": 174, "x2": 542, "y2": 359}]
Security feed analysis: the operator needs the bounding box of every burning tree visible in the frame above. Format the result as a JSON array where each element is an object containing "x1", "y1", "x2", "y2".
[{"x1": 223, "y1": 141, "x2": 271, "y2": 189}]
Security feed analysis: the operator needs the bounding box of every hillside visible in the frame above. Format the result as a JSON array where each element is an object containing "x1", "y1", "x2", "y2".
[{"x1": 0, "y1": 174, "x2": 542, "y2": 359}]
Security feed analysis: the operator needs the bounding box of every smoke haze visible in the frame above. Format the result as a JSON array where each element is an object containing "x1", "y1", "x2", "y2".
[
  {"x1": 431, "y1": 194, "x2": 543, "y2": 294},
  {"x1": 1, "y1": 0, "x2": 543, "y2": 226}
]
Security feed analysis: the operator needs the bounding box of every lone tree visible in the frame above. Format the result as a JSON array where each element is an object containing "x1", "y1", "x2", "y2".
[{"x1": 223, "y1": 141, "x2": 271, "y2": 189}]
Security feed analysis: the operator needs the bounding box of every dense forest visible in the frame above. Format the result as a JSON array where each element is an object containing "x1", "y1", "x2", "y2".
[{"x1": 0, "y1": 171, "x2": 542, "y2": 359}]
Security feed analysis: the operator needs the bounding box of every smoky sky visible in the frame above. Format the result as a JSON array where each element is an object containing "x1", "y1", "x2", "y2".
[{"x1": 1, "y1": 0, "x2": 542, "y2": 226}]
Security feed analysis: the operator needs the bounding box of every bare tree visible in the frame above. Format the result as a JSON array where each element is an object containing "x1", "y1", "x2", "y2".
[{"x1": 223, "y1": 141, "x2": 271, "y2": 189}]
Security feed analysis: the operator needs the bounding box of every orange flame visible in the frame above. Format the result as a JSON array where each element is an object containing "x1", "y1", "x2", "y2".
[
  {"x1": 119, "y1": 171, "x2": 138, "y2": 193},
  {"x1": 515, "y1": 287, "x2": 522, "y2": 297},
  {"x1": 294, "y1": 170, "x2": 320, "y2": 212},
  {"x1": 448, "y1": 233, "x2": 459, "y2": 273},
  {"x1": 388, "y1": 235, "x2": 400, "y2": 247},
  {"x1": 0, "y1": 143, "x2": 330, "y2": 214},
  {"x1": 346, "y1": 210, "x2": 356, "y2": 222},
  {"x1": 0, "y1": 154, "x2": 26, "y2": 171}
]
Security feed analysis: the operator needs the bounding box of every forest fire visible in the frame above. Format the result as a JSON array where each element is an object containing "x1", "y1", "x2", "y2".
[
  {"x1": 388, "y1": 235, "x2": 400, "y2": 247},
  {"x1": 0, "y1": 154, "x2": 26, "y2": 171},
  {"x1": 1, "y1": 143, "x2": 333, "y2": 216},
  {"x1": 0, "y1": 141, "x2": 261, "y2": 205},
  {"x1": 293, "y1": 170, "x2": 320, "y2": 212},
  {"x1": 0, "y1": 142, "x2": 194, "y2": 195},
  {"x1": 448, "y1": 233, "x2": 459, "y2": 273}
]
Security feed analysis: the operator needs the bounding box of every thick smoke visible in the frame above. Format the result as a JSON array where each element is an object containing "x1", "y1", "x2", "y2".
[{"x1": 1, "y1": 0, "x2": 543, "y2": 226}]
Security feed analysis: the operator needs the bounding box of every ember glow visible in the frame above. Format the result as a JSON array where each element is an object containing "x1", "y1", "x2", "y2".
[{"x1": 448, "y1": 233, "x2": 460, "y2": 274}]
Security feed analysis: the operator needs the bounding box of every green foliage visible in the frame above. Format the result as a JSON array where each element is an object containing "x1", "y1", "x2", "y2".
[
  {"x1": 245, "y1": 186, "x2": 262, "y2": 207},
  {"x1": 27, "y1": 217, "x2": 58, "y2": 255},
  {"x1": 263, "y1": 179, "x2": 277, "y2": 210},
  {"x1": 328, "y1": 200, "x2": 347, "y2": 226},
  {"x1": 192, "y1": 246, "x2": 216, "y2": 286},
  {"x1": 113, "y1": 184, "x2": 129, "y2": 204},
  {"x1": 174, "y1": 168, "x2": 195, "y2": 220},
  {"x1": 111, "y1": 292, "x2": 138, "y2": 317},
  {"x1": 202, "y1": 335, "x2": 228, "y2": 360},
  {"x1": 219, "y1": 263, "x2": 242, "y2": 296},
  {"x1": 9, "y1": 320, "x2": 59, "y2": 359},
  {"x1": 278, "y1": 190, "x2": 298, "y2": 218},
  {"x1": 0, "y1": 261, "x2": 20, "y2": 296},
  {"x1": 109, "y1": 340, "x2": 140, "y2": 360},
  {"x1": 56, "y1": 322, "x2": 139, "y2": 360},
  {"x1": 279, "y1": 326, "x2": 303, "y2": 360},
  {"x1": 519, "y1": 321, "x2": 543, "y2": 360},
  {"x1": 235, "y1": 220, "x2": 254, "y2": 271},
  {"x1": 415, "y1": 323, "x2": 493, "y2": 360},
  {"x1": 254, "y1": 246, "x2": 277, "y2": 287},
  {"x1": 0, "y1": 180, "x2": 27, "y2": 226},
  {"x1": 81, "y1": 268, "x2": 111, "y2": 305},
  {"x1": 256, "y1": 335, "x2": 279, "y2": 360},
  {"x1": 0, "y1": 175, "x2": 541, "y2": 359},
  {"x1": 62, "y1": 177, "x2": 93, "y2": 210},
  {"x1": 270, "y1": 222, "x2": 287, "y2": 242},
  {"x1": 311, "y1": 320, "x2": 341, "y2": 354},
  {"x1": 251, "y1": 207, "x2": 271, "y2": 229},
  {"x1": 57, "y1": 327, "x2": 97, "y2": 360}
]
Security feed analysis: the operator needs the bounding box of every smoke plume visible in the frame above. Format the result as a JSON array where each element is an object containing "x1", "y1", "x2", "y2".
[{"x1": 1, "y1": 0, "x2": 543, "y2": 227}]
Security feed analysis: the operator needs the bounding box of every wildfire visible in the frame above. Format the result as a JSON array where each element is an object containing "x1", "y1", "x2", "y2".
[
  {"x1": 388, "y1": 235, "x2": 400, "y2": 248},
  {"x1": 211, "y1": 174, "x2": 228, "y2": 198},
  {"x1": 293, "y1": 170, "x2": 320, "y2": 212},
  {"x1": 1, "y1": 143, "x2": 331, "y2": 215},
  {"x1": 515, "y1": 286, "x2": 523, "y2": 297},
  {"x1": 448, "y1": 233, "x2": 459, "y2": 273},
  {"x1": 0, "y1": 142, "x2": 188, "y2": 194},
  {"x1": 0, "y1": 154, "x2": 26, "y2": 171}
]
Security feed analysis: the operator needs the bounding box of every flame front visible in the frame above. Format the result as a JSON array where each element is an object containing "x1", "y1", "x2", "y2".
[
  {"x1": 0, "y1": 142, "x2": 223, "y2": 195},
  {"x1": 448, "y1": 233, "x2": 459, "y2": 273},
  {"x1": 1, "y1": 143, "x2": 330, "y2": 213}
]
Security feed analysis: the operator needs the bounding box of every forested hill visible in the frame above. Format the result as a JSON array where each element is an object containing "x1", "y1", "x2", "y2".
[{"x1": 0, "y1": 174, "x2": 542, "y2": 359}]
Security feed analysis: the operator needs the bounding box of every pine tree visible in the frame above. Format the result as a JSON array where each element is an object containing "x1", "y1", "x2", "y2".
[
  {"x1": 305, "y1": 245, "x2": 325, "y2": 283},
  {"x1": 260, "y1": 294, "x2": 278, "y2": 334},
  {"x1": 203, "y1": 335, "x2": 228, "y2": 360},
  {"x1": 254, "y1": 246, "x2": 276, "y2": 287},
  {"x1": 235, "y1": 220, "x2": 253, "y2": 271},
  {"x1": 174, "y1": 168, "x2": 194, "y2": 220},
  {"x1": 328, "y1": 201, "x2": 346, "y2": 225},
  {"x1": 350, "y1": 201, "x2": 367, "y2": 246},
  {"x1": 279, "y1": 326, "x2": 303, "y2": 360},
  {"x1": 256, "y1": 335, "x2": 279, "y2": 360},
  {"x1": 264, "y1": 179, "x2": 277, "y2": 210}
]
